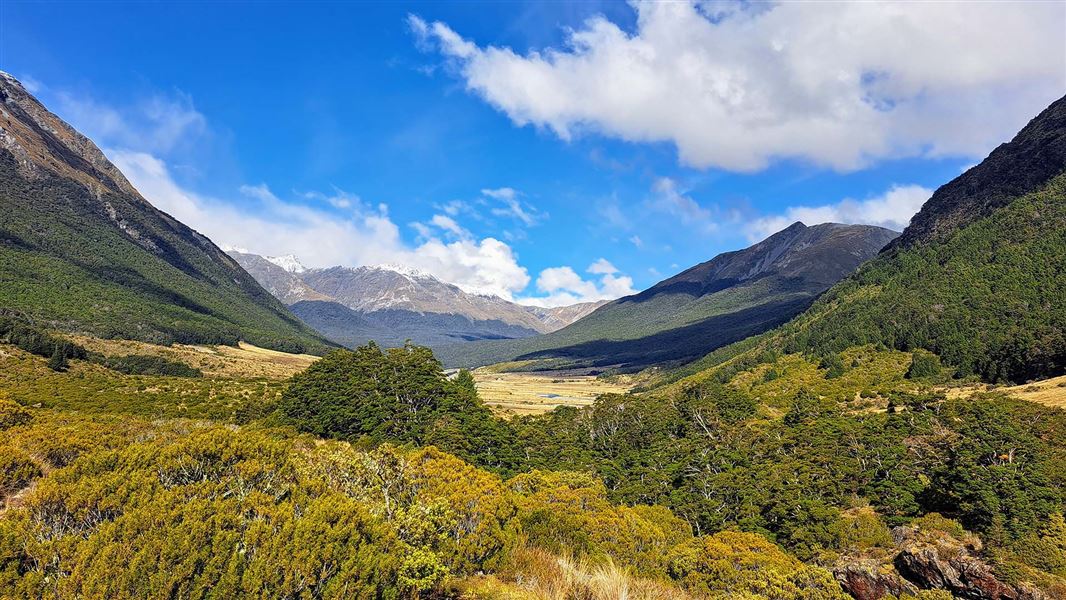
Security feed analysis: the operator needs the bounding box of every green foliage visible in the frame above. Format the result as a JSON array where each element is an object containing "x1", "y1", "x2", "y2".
[
  {"x1": 0, "y1": 346, "x2": 287, "y2": 422},
  {"x1": 905, "y1": 350, "x2": 943, "y2": 380},
  {"x1": 819, "y1": 353, "x2": 846, "y2": 379},
  {"x1": 281, "y1": 343, "x2": 519, "y2": 473},
  {"x1": 0, "y1": 446, "x2": 41, "y2": 499},
  {"x1": 0, "y1": 155, "x2": 330, "y2": 354},
  {"x1": 0, "y1": 397, "x2": 32, "y2": 430},
  {"x1": 47, "y1": 344, "x2": 68, "y2": 371},
  {"x1": 100, "y1": 354, "x2": 202, "y2": 378},
  {"x1": 513, "y1": 379, "x2": 1066, "y2": 567},
  {"x1": 666, "y1": 531, "x2": 848, "y2": 599},
  {"x1": 0, "y1": 314, "x2": 86, "y2": 363}
]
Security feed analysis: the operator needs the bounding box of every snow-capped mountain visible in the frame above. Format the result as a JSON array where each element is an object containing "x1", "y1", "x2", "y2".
[
  {"x1": 265, "y1": 254, "x2": 306, "y2": 273},
  {"x1": 225, "y1": 251, "x2": 605, "y2": 350}
]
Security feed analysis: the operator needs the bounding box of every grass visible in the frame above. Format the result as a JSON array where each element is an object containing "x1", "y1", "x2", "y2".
[
  {"x1": 71, "y1": 336, "x2": 317, "y2": 379},
  {"x1": 0, "y1": 343, "x2": 289, "y2": 422},
  {"x1": 943, "y1": 374, "x2": 1066, "y2": 410},
  {"x1": 458, "y1": 547, "x2": 693, "y2": 600},
  {"x1": 472, "y1": 369, "x2": 633, "y2": 417}
]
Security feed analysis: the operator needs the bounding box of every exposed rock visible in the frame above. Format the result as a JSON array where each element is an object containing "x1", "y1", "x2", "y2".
[
  {"x1": 834, "y1": 559, "x2": 920, "y2": 600},
  {"x1": 836, "y1": 525, "x2": 1051, "y2": 600},
  {"x1": 893, "y1": 528, "x2": 1047, "y2": 600}
]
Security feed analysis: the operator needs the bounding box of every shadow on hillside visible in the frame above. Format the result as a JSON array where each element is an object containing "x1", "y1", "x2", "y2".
[{"x1": 515, "y1": 296, "x2": 815, "y2": 372}]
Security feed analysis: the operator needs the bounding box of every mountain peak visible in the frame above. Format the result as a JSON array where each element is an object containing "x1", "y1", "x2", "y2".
[
  {"x1": 265, "y1": 254, "x2": 306, "y2": 273},
  {"x1": 887, "y1": 94, "x2": 1066, "y2": 251},
  {"x1": 369, "y1": 263, "x2": 437, "y2": 280}
]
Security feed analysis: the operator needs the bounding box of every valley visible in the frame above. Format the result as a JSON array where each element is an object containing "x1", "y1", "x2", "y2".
[
  {"x1": 471, "y1": 368, "x2": 635, "y2": 416},
  {"x1": 2, "y1": 19, "x2": 1066, "y2": 600}
]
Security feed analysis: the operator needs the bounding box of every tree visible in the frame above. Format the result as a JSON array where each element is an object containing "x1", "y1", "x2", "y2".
[{"x1": 47, "y1": 344, "x2": 68, "y2": 371}]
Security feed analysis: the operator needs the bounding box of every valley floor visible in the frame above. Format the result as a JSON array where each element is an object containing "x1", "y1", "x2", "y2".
[{"x1": 472, "y1": 368, "x2": 634, "y2": 416}]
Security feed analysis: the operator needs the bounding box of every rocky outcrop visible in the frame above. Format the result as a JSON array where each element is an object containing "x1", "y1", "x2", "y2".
[
  {"x1": 835, "y1": 526, "x2": 1051, "y2": 600},
  {"x1": 835, "y1": 559, "x2": 920, "y2": 600}
]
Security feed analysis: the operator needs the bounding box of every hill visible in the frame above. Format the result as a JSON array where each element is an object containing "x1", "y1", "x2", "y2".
[
  {"x1": 0, "y1": 73, "x2": 331, "y2": 353},
  {"x1": 228, "y1": 251, "x2": 607, "y2": 348},
  {"x1": 674, "y1": 94, "x2": 1066, "y2": 385},
  {"x1": 439, "y1": 222, "x2": 898, "y2": 370}
]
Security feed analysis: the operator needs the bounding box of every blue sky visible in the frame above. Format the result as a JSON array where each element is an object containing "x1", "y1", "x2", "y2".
[{"x1": 3, "y1": 1, "x2": 1063, "y2": 306}]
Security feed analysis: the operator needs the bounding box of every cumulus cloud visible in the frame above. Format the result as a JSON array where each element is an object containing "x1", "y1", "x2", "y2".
[
  {"x1": 519, "y1": 258, "x2": 636, "y2": 307},
  {"x1": 744, "y1": 184, "x2": 933, "y2": 242},
  {"x1": 411, "y1": 2, "x2": 1065, "y2": 171},
  {"x1": 109, "y1": 149, "x2": 532, "y2": 299}
]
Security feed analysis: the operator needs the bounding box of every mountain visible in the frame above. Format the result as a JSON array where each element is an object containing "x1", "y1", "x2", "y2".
[
  {"x1": 888, "y1": 95, "x2": 1066, "y2": 251},
  {"x1": 439, "y1": 222, "x2": 899, "y2": 370},
  {"x1": 226, "y1": 253, "x2": 604, "y2": 349},
  {"x1": 300, "y1": 265, "x2": 551, "y2": 331},
  {"x1": 528, "y1": 301, "x2": 608, "y2": 331},
  {"x1": 225, "y1": 251, "x2": 330, "y2": 305},
  {"x1": 676, "y1": 94, "x2": 1066, "y2": 385},
  {"x1": 0, "y1": 72, "x2": 331, "y2": 353}
]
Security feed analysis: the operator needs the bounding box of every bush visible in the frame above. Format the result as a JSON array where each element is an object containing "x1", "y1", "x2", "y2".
[
  {"x1": 0, "y1": 447, "x2": 41, "y2": 499},
  {"x1": 667, "y1": 531, "x2": 848, "y2": 599},
  {"x1": 101, "y1": 354, "x2": 202, "y2": 378},
  {"x1": 906, "y1": 351, "x2": 942, "y2": 380},
  {"x1": 0, "y1": 398, "x2": 32, "y2": 430}
]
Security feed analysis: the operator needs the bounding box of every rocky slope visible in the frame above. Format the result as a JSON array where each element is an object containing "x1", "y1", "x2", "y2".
[
  {"x1": 888, "y1": 95, "x2": 1066, "y2": 251},
  {"x1": 0, "y1": 72, "x2": 330, "y2": 352},
  {"x1": 438, "y1": 222, "x2": 899, "y2": 370}
]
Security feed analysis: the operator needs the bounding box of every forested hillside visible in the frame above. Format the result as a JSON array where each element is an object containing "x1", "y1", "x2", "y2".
[
  {"x1": 672, "y1": 95, "x2": 1066, "y2": 385},
  {"x1": 0, "y1": 74, "x2": 330, "y2": 353}
]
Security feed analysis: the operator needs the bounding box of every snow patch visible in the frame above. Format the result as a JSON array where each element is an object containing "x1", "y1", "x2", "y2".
[
  {"x1": 266, "y1": 254, "x2": 306, "y2": 273},
  {"x1": 370, "y1": 263, "x2": 437, "y2": 280}
]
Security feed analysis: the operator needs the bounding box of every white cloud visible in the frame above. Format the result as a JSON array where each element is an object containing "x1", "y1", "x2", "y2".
[
  {"x1": 744, "y1": 184, "x2": 932, "y2": 242},
  {"x1": 649, "y1": 177, "x2": 717, "y2": 232},
  {"x1": 518, "y1": 258, "x2": 636, "y2": 307},
  {"x1": 57, "y1": 91, "x2": 207, "y2": 155},
  {"x1": 109, "y1": 149, "x2": 531, "y2": 300},
  {"x1": 429, "y1": 213, "x2": 471, "y2": 238},
  {"x1": 482, "y1": 187, "x2": 543, "y2": 226},
  {"x1": 412, "y1": 1, "x2": 1065, "y2": 171},
  {"x1": 629, "y1": 235, "x2": 643, "y2": 248},
  {"x1": 587, "y1": 258, "x2": 618, "y2": 275}
]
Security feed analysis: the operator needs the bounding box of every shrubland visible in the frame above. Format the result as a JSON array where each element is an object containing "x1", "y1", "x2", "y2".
[{"x1": 1, "y1": 336, "x2": 1064, "y2": 598}]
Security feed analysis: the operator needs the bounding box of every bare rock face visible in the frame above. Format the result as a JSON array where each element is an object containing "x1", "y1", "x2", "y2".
[
  {"x1": 892, "y1": 527, "x2": 1047, "y2": 600},
  {"x1": 834, "y1": 526, "x2": 1051, "y2": 600},
  {"x1": 834, "y1": 559, "x2": 920, "y2": 600}
]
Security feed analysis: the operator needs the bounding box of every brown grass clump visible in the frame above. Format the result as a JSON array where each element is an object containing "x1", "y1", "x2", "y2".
[{"x1": 459, "y1": 548, "x2": 693, "y2": 600}]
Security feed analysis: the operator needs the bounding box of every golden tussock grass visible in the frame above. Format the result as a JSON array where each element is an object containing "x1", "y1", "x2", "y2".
[{"x1": 459, "y1": 548, "x2": 692, "y2": 600}]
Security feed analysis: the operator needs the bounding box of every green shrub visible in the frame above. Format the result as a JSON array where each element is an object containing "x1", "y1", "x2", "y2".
[
  {"x1": 906, "y1": 351, "x2": 942, "y2": 379},
  {"x1": 0, "y1": 398, "x2": 32, "y2": 430},
  {"x1": 0, "y1": 447, "x2": 41, "y2": 499},
  {"x1": 101, "y1": 354, "x2": 202, "y2": 378}
]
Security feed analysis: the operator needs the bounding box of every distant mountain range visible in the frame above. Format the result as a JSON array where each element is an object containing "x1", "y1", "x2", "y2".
[
  {"x1": 438, "y1": 222, "x2": 899, "y2": 371},
  {"x1": 226, "y1": 251, "x2": 606, "y2": 349},
  {"x1": 0, "y1": 72, "x2": 331, "y2": 353}
]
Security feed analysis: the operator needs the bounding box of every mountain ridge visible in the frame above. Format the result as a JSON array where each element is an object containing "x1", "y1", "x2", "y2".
[
  {"x1": 438, "y1": 222, "x2": 899, "y2": 370},
  {"x1": 227, "y1": 250, "x2": 608, "y2": 349},
  {"x1": 0, "y1": 73, "x2": 331, "y2": 352},
  {"x1": 671, "y1": 93, "x2": 1066, "y2": 385}
]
